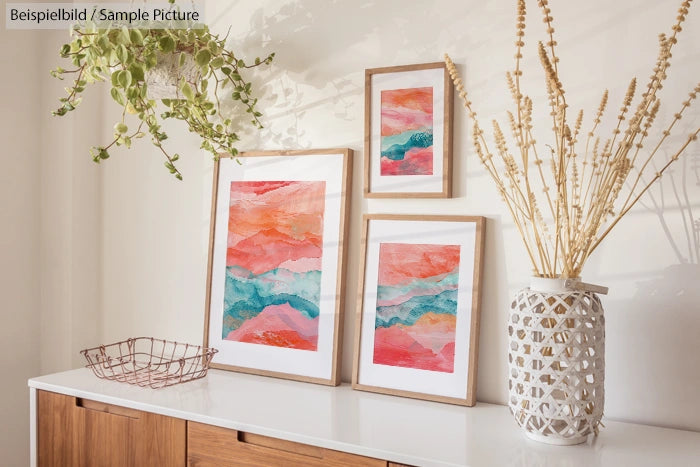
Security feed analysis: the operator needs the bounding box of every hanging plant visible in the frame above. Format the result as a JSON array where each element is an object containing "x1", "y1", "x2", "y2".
[{"x1": 51, "y1": 17, "x2": 274, "y2": 180}]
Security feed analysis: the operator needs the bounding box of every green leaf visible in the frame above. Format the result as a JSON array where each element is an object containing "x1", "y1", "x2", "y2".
[
  {"x1": 120, "y1": 26, "x2": 131, "y2": 44},
  {"x1": 117, "y1": 70, "x2": 132, "y2": 89},
  {"x1": 201, "y1": 79, "x2": 208, "y2": 93},
  {"x1": 181, "y1": 82, "x2": 194, "y2": 101},
  {"x1": 221, "y1": 67, "x2": 231, "y2": 75},
  {"x1": 158, "y1": 36, "x2": 175, "y2": 54},
  {"x1": 97, "y1": 36, "x2": 111, "y2": 53},
  {"x1": 116, "y1": 44, "x2": 128, "y2": 63},
  {"x1": 114, "y1": 122, "x2": 128, "y2": 134},
  {"x1": 99, "y1": 148, "x2": 110, "y2": 159},
  {"x1": 179, "y1": 52, "x2": 186, "y2": 67},
  {"x1": 195, "y1": 49, "x2": 211, "y2": 67},
  {"x1": 111, "y1": 70, "x2": 122, "y2": 88},
  {"x1": 110, "y1": 87, "x2": 125, "y2": 106},
  {"x1": 144, "y1": 52, "x2": 157, "y2": 69},
  {"x1": 60, "y1": 44, "x2": 70, "y2": 56},
  {"x1": 128, "y1": 63, "x2": 145, "y2": 82},
  {"x1": 210, "y1": 57, "x2": 224, "y2": 69},
  {"x1": 130, "y1": 29, "x2": 144, "y2": 45}
]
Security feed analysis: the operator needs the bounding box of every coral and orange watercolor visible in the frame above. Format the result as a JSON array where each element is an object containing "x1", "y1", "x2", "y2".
[
  {"x1": 373, "y1": 243, "x2": 460, "y2": 373},
  {"x1": 222, "y1": 181, "x2": 325, "y2": 351},
  {"x1": 380, "y1": 87, "x2": 434, "y2": 176}
]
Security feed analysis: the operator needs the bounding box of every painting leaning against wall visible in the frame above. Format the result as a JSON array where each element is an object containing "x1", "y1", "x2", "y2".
[
  {"x1": 205, "y1": 149, "x2": 352, "y2": 386},
  {"x1": 353, "y1": 215, "x2": 485, "y2": 405}
]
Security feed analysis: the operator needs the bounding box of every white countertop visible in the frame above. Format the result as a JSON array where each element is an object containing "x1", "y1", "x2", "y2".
[{"x1": 29, "y1": 368, "x2": 700, "y2": 467}]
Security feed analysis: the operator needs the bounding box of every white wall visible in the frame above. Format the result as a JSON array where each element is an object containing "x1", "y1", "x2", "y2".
[
  {"x1": 3, "y1": 5, "x2": 697, "y2": 464},
  {"x1": 99, "y1": 0, "x2": 700, "y2": 431},
  {"x1": 0, "y1": 11, "x2": 103, "y2": 466},
  {"x1": 38, "y1": 30, "x2": 103, "y2": 376},
  {"x1": 0, "y1": 18, "x2": 42, "y2": 467}
]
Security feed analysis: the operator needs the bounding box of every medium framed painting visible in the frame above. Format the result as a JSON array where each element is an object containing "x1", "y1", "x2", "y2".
[
  {"x1": 364, "y1": 62, "x2": 453, "y2": 198},
  {"x1": 352, "y1": 214, "x2": 485, "y2": 405},
  {"x1": 204, "y1": 149, "x2": 352, "y2": 386}
]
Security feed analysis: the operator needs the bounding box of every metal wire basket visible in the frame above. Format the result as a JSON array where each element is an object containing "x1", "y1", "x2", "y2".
[{"x1": 81, "y1": 337, "x2": 218, "y2": 389}]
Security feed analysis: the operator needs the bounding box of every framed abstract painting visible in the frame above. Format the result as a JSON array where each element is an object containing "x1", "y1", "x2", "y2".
[
  {"x1": 204, "y1": 149, "x2": 352, "y2": 386},
  {"x1": 352, "y1": 214, "x2": 485, "y2": 405},
  {"x1": 364, "y1": 62, "x2": 453, "y2": 198}
]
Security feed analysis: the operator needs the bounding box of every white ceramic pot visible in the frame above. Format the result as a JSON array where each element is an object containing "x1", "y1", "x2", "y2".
[
  {"x1": 508, "y1": 277, "x2": 605, "y2": 445},
  {"x1": 145, "y1": 52, "x2": 201, "y2": 100}
]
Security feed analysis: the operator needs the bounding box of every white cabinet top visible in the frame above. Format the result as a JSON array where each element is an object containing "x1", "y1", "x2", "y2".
[{"x1": 29, "y1": 368, "x2": 700, "y2": 467}]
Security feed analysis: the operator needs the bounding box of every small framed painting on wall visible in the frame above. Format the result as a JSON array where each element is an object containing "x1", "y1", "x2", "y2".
[
  {"x1": 204, "y1": 149, "x2": 352, "y2": 386},
  {"x1": 364, "y1": 62, "x2": 453, "y2": 198},
  {"x1": 352, "y1": 215, "x2": 485, "y2": 405}
]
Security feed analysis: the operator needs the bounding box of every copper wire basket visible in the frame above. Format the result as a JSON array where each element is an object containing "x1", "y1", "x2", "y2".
[{"x1": 81, "y1": 337, "x2": 218, "y2": 389}]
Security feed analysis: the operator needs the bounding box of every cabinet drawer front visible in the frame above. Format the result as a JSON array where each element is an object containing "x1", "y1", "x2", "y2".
[
  {"x1": 187, "y1": 421, "x2": 386, "y2": 467},
  {"x1": 37, "y1": 390, "x2": 186, "y2": 467}
]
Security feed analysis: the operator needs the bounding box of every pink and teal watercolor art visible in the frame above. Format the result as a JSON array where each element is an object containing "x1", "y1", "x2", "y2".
[
  {"x1": 380, "y1": 87, "x2": 434, "y2": 176},
  {"x1": 222, "y1": 181, "x2": 325, "y2": 351},
  {"x1": 373, "y1": 243, "x2": 460, "y2": 373}
]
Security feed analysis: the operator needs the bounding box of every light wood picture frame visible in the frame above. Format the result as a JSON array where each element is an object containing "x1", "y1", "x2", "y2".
[
  {"x1": 204, "y1": 149, "x2": 353, "y2": 386},
  {"x1": 364, "y1": 62, "x2": 453, "y2": 198},
  {"x1": 352, "y1": 214, "x2": 485, "y2": 405}
]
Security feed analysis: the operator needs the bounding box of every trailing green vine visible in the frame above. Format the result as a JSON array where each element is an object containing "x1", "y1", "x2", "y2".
[{"x1": 52, "y1": 19, "x2": 274, "y2": 179}]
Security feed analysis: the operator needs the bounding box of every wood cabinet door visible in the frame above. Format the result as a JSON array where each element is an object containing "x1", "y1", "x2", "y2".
[
  {"x1": 37, "y1": 390, "x2": 186, "y2": 467},
  {"x1": 187, "y1": 421, "x2": 387, "y2": 467}
]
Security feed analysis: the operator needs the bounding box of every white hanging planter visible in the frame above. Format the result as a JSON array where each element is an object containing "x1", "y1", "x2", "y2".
[
  {"x1": 145, "y1": 52, "x2": 200, "y2": 100},
  {"x1": 508, "y1": 277, "x2": 605, "y2": 445}
]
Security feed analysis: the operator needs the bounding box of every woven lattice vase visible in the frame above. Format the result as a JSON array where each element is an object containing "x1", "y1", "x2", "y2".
[{"x1": 508, "y1": 277, "x2": 605, "y2": 445}]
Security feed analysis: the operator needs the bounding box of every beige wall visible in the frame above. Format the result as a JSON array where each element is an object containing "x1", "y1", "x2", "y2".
[
  {"x1": 0, "y1": 18, "x2": 41, "y2": 467},
  {"x1": 0, "y1": 20, "x2": 102, "y2": 467},
  {"x1": 2, "y1": 1, "x2": 700, "y2": 464},
  {"x1": 101, "y1": 0, "x2": 700, "y2": 432},
  {"x1": 38, "y1": 30, "x2": 103, "y2": 376}
]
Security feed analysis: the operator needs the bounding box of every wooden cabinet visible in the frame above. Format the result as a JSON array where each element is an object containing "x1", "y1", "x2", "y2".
[
  {"x1": 187, "y1": 421, "x2": 386, "y2": 467},
  {"x1": 37, "y1": 390, "x2": 407, "y2": 467},
  {"x1": 37, "y1": 390, "x2": 186, "y2": 467}
]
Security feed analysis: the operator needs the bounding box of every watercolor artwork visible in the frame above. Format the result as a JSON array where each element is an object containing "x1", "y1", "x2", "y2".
[
  {"x1": 380, "y1": 87, "x2": 434, "y2": 176},
  {"x1": 354, "y1": 215, "x2": 484, "y2": 404},
  {"x1": 222, "y1": 180, "x2": 326, "y2": 351},
  {"x1": 373, "y1": 242, "x2": 461, "y2": 373}
]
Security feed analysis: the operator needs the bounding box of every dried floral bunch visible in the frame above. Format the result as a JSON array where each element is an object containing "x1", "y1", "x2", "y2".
[{"x1": 445, "y1": 0, "x2": 700, "y2": 278}]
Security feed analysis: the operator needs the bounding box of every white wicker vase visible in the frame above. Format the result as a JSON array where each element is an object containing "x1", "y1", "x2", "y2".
[{"x1": 508, "y1": 277, "x2": 605, "y2": 445}]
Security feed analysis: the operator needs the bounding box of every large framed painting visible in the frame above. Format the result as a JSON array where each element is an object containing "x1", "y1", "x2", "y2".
[
  {"x1": 204, "y1": 149, "x2": 352, "y2": 386},
  {"x1": 352, "y1": 215, "x2": 485, "y2": 405},
  {"x1": 364, "y1": 62, "x2": 453, "y2": 198}
]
